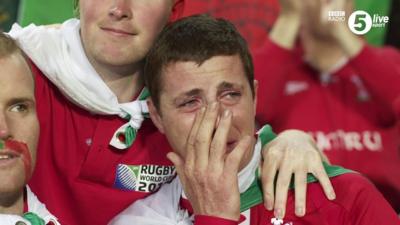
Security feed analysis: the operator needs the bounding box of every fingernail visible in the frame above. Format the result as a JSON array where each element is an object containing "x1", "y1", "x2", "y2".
[
  {"x1": 265, "y1": 201, "x2": 273, "y2": 211},
  {"x1": 328, "y1": 192, "x2": 336, "y2": 200},
  {"x1": 274, "y1": 208, "x2": 283, "y2": 219},
  {"x1": 223, "y1": 109, "x2": 231, "y2": 118},
  {"x1": 296, "y1": 207, "x2": 304, "y2": 217}
]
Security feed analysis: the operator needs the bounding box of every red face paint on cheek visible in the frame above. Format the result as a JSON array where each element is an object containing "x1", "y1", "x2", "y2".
[{"x1": 4, "y1": 140, "x2": 33, "y2": 183}]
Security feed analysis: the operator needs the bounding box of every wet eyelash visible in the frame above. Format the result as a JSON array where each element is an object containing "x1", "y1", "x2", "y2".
[{"x1": 178, "y1": 99, "x2": 197, "y2": 107}]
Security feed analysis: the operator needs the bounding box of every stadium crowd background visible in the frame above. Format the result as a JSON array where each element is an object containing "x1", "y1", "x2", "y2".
[{"x1": 0, "y1": 0, "x2": 399, "y2": 49}]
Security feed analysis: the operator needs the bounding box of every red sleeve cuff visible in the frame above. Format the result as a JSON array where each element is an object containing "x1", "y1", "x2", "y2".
[{"x1": 194, "y1": 215, "x2": 239, "y2": 225}]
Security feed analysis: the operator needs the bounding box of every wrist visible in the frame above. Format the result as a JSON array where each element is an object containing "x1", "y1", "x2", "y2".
[{"x1": 270, "y1": 13, "x2": 301, "y2": 50}]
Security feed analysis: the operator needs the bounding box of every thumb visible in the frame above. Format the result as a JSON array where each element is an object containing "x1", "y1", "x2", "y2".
[{"x1": 167, "y1": 152, "x2": 184, "y2": 174}]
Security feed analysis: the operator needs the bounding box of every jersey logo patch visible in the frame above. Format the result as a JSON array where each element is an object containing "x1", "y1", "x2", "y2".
[
  {"x1": 114, "y1": 164, "x2": 175, "y2": 192},
  {"x1": 284, "y1": 81, "x2": 309, "y2": 96},
  {"x1": 271, "y1": 218, "x2": 293, "y2": 225}
]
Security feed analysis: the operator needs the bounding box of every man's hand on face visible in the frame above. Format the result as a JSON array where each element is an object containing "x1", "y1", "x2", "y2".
[
  {"x1": 167, "y1": 102, "x2": 252, "y2": 221},
  {"x1": 260, "y1": 130, "x2": 336, "y2": 219}
]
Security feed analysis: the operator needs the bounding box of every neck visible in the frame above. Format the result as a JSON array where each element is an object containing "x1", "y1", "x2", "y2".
[
  {"x1": 301, "y1": 35, "x2": 346, "y2": 74},
  {"x1": 0, "y1": 190, "x2": 24, "y2": 215},
  {"x1": 239, "y1": 138, "x2": 257, "y2": 172},
  {"x1": 88, "y1": 58, "x2": 145, "y2": 103}
]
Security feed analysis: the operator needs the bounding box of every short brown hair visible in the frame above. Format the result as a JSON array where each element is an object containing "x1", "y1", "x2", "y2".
[
  {"x1": 0, "y1": 32, "x2": 22, "y2": 58},
  {"x1": 0, "y1": 32, "x2": 33, "y2": 78},
  {"x1": 144, "y1": 14, "x2": 255, "y2": 110}
]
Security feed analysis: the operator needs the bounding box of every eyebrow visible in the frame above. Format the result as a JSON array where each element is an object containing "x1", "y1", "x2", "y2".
[
  {"x1": 6, "y1": 97, "x2": 35, "y2": 107},
  {"x1": 217, "y1": 81, "x2": 244, "y2": 92}
]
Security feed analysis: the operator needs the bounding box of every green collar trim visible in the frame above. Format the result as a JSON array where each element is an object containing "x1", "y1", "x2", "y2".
[
  {"x1": 258, "y1": 125, "x2": 276, "y2": 146},
  {"x1": 138, "y1": 87, "x2": 150, "y2": 101},
  {"x1": 139, "y1": 87, "x2": 150, "y2": 118},
  {"x1": 239, "y1": 162, "x2": 354, "y2": 212},
  {"x1": 0, "y1": 140, "x2": 4, "y2": 150},
  {"x1": 23, "y1": 212, "x2": 45, "y2": 225}
]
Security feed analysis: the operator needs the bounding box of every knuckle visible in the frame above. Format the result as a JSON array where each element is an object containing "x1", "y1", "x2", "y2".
[
  {"x1": 277, "y1": 177, "x2": 291, "y2": 187},
  {"x1": 210, "y1": 141, "x2": 218, "y2": 152},
  {"x1": 187, "y1": 138, "x2": 196, "y2": 149},
  {"x1": 194, "y1": 138, "x2": 206, "y2": 148},
  {"x1": 264, "y1": 190, "x2": 274, "y2": 199},
  {"x1": 265, "y1": 147, "x2": 282, "y2": 160}
]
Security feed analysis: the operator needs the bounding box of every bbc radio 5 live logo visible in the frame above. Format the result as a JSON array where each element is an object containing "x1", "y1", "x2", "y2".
[{"x1": 328, "y1": 10, "x2": 389, "y2": 35}]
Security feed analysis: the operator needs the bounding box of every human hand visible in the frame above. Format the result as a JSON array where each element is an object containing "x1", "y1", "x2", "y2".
[
  {"x1": 270, "y1": 0, "x2": 303, "y2": 49},
  {"x1": 279, "y1": 0, "x2": 303, "y2": 16},
  {"x1": 260, "y1": 129, "x2": 335, "y2": 219},
  {"x1": 167, "y1": 103, "x2": 252, "y2": 221}
]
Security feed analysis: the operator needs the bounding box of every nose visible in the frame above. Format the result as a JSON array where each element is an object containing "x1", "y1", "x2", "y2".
[
  {"x1": 0, "y1": 113, "x2": 10, "y2": 140},
  {"x1": 108, "y1": 0, "x2": 133, "y2": 20}
]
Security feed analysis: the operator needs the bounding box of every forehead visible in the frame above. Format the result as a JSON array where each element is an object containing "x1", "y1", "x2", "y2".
[
  {"x1": 0, "y1": 54, "x2": 34, "y2": 98},
  {"x1": 161, "y1": 55, "x2": 247, "y2": 92}
]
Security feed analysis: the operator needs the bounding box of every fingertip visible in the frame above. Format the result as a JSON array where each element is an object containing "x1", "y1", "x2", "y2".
[
  {"x1": 264, "y1": 196, "x2": 274, "y2": 211},
  {"x1": 274, "y1": 208, "x2": 285, "y2": 220},
  {"x1": 166, "y1": 152, "x2": 175, "y2": 160},
  {"x1": 328, "y1": 191, "x2": 336, "y2": 200},
  {"x1": 295, "y1": 207, "x2": 305, "y2": 217},
  {"x1": 166, "y1": 152, "x2": 180, "y2": 165}
]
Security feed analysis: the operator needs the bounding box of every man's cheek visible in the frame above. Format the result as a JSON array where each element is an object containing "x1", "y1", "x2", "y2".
[{"x1": 3, "y1": 140, "x2": 33, "y2": 183}]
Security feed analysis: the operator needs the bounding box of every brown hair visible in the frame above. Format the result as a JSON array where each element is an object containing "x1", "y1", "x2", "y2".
[
  {"x1": 0, "y1": 32, "x2": 33, "y2": 78},
  {"x1": 0, "y1": 32, "x2": 22, "y2": 58},
  {"x1": 144, "y1": 14, "x2": 255, "y2": 110}
]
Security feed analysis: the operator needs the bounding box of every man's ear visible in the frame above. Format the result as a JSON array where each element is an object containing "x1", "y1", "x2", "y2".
[
  {"x1": 253, "y1": 80, "x2": 258, "y2": 113},
  {"x1": 147, "y1": 98, "x2": 166, "y2": 134}
]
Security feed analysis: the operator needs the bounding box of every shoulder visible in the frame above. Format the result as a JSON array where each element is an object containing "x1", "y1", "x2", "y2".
[{"x1": 305, "y1": 172, "x2": 380, "y2": 210}]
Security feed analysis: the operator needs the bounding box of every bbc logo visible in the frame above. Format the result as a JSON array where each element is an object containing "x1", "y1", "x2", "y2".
[{"x1": 328, "y1": 11, "x2": 345, "y2": 17}]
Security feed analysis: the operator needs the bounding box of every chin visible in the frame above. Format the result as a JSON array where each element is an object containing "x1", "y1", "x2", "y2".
[{"x1": 0, "y1": 179, "x2": 25, "y2": 197}]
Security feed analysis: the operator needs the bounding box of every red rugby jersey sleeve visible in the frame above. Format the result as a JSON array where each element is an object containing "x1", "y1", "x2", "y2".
[
  {"x1": 349, "y1": 45, "x2": 400, "y2": 116},
  {"x1": 253, "y1": 38, "x2": 297, "y2": 124},
  {"x1": 30, "y1": 60, "x2": 51, "y2": 121}
]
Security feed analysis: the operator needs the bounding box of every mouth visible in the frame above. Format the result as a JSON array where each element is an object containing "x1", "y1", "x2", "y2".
[
  {"x1": 101, "y1": 27, "x2": 136, "y2": 37},
  {"x1": 0, "y1": 149, "x2": 21, "y2": 166}
]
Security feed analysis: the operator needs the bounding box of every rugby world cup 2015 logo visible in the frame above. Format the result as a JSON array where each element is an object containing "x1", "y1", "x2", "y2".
[{"x1": 115, "y1": 164, "x2": 176, "y2": 192}]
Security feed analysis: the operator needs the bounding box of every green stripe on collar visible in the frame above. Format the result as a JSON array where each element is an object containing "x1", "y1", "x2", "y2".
[
  {"x1": 139, "y1": 88, "x2": 150, "y2": 118},
  {"x1": 258, "y1": 125, "x2": 276, "y2": 146},
  {"x1": 239, "y1": 162, "x2": 354, "y2": 212},
  {"x1": 138, "y1": 88, "x2": 150, "y2": 101},
  {"x1": 23, "y1": 212, "x2": 45, "y2": 225},
  {"x1": 0, "y1": 140, "x2": 4, "y2": 150}
]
